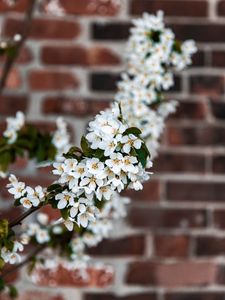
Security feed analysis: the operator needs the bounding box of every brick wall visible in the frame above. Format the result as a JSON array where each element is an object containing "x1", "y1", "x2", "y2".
[{"x1": 1, "y1": 0, "x2": 225, "y2": 299}]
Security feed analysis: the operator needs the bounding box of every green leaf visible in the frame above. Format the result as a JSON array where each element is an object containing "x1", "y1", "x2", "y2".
[
  {"x1": 61, "y1": 208, "x2": 69, "y2": 220},
  {"x1": 8, "y1": 285, "x2": 18, "y2": 298},
  {"x1": 0, "y1": 219, "x2": 8, "y2": 239},
  {"x1": 0, "y1": 257, "x2": 5, "y2": 269},
  {"x1": 93, "y1": 149, "x2": 104, "y2": 160},
  {"x1": 123, "y1": 127, "x2": 142, "y2": 136},
  {"x1": 47, "y1": 184, "x2": 62, "y2": 192},
  {"x1": 0, "y1": 278, "x2": 5, "y2": 291},
  {"x1": 136, "y1": 148, "x2": 147, "y2": 168},
  {"x1": 80, "y1": 136, "x2": 91, "y2": 156},
  {"x1": 173, "y1": 40, "x2": 182, "y2": 54}
]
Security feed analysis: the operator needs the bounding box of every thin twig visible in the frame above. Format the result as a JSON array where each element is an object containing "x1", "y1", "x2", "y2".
[
  {"x1": 9, "y1": 206, "x2": 40, "y2": 228},
  {"x1": 1, "y1": 244, "x2": 47, "y2": 279},
  {"x1": 0, "y1": 0, "x2": 37, "y2": 94}
]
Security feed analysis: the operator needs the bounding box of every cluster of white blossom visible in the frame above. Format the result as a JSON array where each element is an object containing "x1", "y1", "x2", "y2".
[
  {"x1": 3, "y1": 111, "x2": 25, "y2": 144},
  {"x1": 52, "y1": 117, "x2": 71, "y2": 161},
  {"x1": 116, "y1": 11, "x2": 197, "y2": 158},
  {"x1": 52, "y1": 103, "x2": 151, "y2": 231},
  {"x1": 20, "y1": 192, "x2": 129, "y2": 269},
  {"x1": 7, "y1": 174, "x2": 45, "y2": 209},
  {"x1": 44, "y1": 0, "x2": 65, "y2": 16},
  {"x1": 1, "y1": 241, "x2": 24, "y2": 265}
]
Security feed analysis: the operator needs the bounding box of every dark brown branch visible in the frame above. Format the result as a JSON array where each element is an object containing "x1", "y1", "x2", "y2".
[
  {"x1": 1, "y1": 244, "x2": 47, "y2": 279},
  {"x1": 0, "y1": 0, "x2": 37, "y2": 94},
  {"x1": 9, "y1": 206, "x2": 40, "y2": 228}
]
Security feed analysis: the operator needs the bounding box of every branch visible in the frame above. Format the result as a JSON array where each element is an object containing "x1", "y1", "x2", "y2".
[
  {"x1": 0, "y1": 244, "x2": 47, "y2": 279},
  {"x1": 0, "y1": 0, "x2": 37, "y2": 94},
  {"x1": 9, "y1": 206, "x2": 40, "y2": 228}
]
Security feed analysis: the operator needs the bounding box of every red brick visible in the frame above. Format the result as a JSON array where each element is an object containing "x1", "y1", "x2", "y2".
[
  {"x1": 170, "y1": 23, "x2": 225, "y2": 43},
  {"x1": 0, "y1": 95, "x2": 28, "y2": 115},
  {"x1": 126, "y1": 261, "x2": 218, "y2": 287},
  {"x1": 212, "y1": 51, "x2": 225, "y2": 67},
  {"x1": 128, "y1": 208, "x2": 207, "y2": 229},
  {"x1": 32, "y1": 265, "x2": 113, "y2": 287},
  {"x1": 92, "y1": 22, "x2": 225, "y2": 42},
  {"x1": 4, "y1": 17, "x2": 80, "y2": 40},
  {"x1": 42, "y1": 97, "x2": 110, "y2": 117},
  {"x1": 0, "y1": 68, "x2": 21, "y2": 90},
  {"x1": 124, "y1": 180, "x2": 160, "y2": 202},
  {"x1": 88, "y1": 235, "x2": 145, "y2": 256},
  {"x1": 154, "y1": 235, "x2": 190, "y2": 258},
  {"x1": 166, "y1": 181, "x2": 225, "y2": 202},
  {"x1": 217, "y1": 1, "x2": 225, "y2": 16},
  {"x1": 59, "y1": 0, "x2": 120, "y2": 16},
  {"x1": 210, "y1": 99, "x2": 225, "y2": 120},
  {"x1": 0, "y1": 206, "x2": 22, "y2": 223},
  {"x1": 0, "y1": 0, "x2": 29, "y2": 12},
  {"x1": 130, "y1": 0, "x2": 208, "y2": 17},
  {"x1": 0, "y1": 292, "x2": 64, "y2": 300},
  {"x1": 190, "y1": 76, "x2": 224, "y2": 96},
  {"x1": 15, "y1": 46, "x2": 33, "y2": 64},
  {"x1": 170, "y1": 100, "x2": 207, "y2": 120},
  {"x1": 165, "y1": 292, "x2": 224, "y2": 300},
  {"x1": 213, "y1": 210, "x2": 225, "y2": 229},
  {"x1": 41, "y1": 45, "x2": 120, "y2": 66},
  {"x1": 154, "y1": 152, "x2": 206, "y2": 173},
  {"x1": 167, "y1": 125, "x2": 225, "y2": 146},
  {"x1": 213, "y1": 155, "x2": 225, "y2": 173},
  {"x1": 85, "y1": 294, "x2": 157, "y2": 300},
  {"x1": 29, "y1": 70, "x2": 79, "y2": 91},
  {"x1": 195, "y1": 236, "x2": 225, "y2": 256}
]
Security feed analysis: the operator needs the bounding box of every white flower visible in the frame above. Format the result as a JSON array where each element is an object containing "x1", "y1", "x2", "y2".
[
  {"x1": 26, "y1": 185, "x2": 45, "y2": 202},
  {"x1": 37, "y1": 213, "x2": 49, "y2": 225},
  {"x1": 86, "y1": 158, "x2": 104, "y2": 175},
  {"x1": 80, "y1": 174, "x2": 104, "y2": 193},
  {"x1": 3, "y1": 111, "x2": 25, "y2": 144},
  {"x1": 20, "y1": 196, "x2": 39, "y2": 208},
  {"x1": 99, "y1": 139, "x2": 118, "y2": 156},
  {"x1": 8, "y1": 181, "x2": 26, "y2": 199},
  {"x1": 64, "y1": 218, "x2": 75, "y2": 231},
  {"x1": 55, "y1": 191, "x2": 75, "y2": 209},
  {"x1": 77, "y1": 207, "x2": 95, "y2": 228},
  {"x1": 121, "y1": 134, "x2": 142, "y2": 154},
  {"x1": 36, "y1": 229, "x2": 50, "y2": 244},
  {"x1": 122, "y1": 156, "x2": 139, "y2": 173},
  {"x1": 105, "y1": 153, "x2": 124, "y2": 174},
  {"x1": 96, "y1": 185, "x2": 113, "y2": 201}
]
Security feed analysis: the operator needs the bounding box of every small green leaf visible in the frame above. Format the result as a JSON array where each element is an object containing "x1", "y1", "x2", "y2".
[
  {"x1": 61, "y1": 208, "x2": 69, "y2": 220},
  {"x1": 123, "y1": 127, "x2": 142, "y2": 136},
  {"x1": 0, "y1": 219, "x2": 8, "y2": 239},
  {"x1": 0, "y1": 257, "x2": 5, "y2": 269},
  {"x1": 8, "y1": 285, "x2": 18, "y2": 298},
  {"x1": 80, "y1": 136, "x2": 91, "y2": 156},
  {"x1": 0, "y1": 278, "x2": 5, "y2": 291},
  {"x1": 136, "y1": 148, "x2": 147, "y2": 168},
  {"x1": 47, "y1": 184, "x2": 62, "y2": 192}
]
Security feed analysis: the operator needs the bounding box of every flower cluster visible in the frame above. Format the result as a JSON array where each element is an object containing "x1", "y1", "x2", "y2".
[
  {"x1": 52, "y1": 103, "x2": 151, "y2": 231},
  {"x1": 1, "y1": 241, "x2": 24, "y2": 265},
  {"x1": 7, "y1": 174, "x2": 45, "y2": 209},
  {"x1": 52, "y1": 117, "x2": 71, "y2": 161},
  {"x1": 3, "y1": 111, "x2": 25, "y2": 144},
  {"x1": 0, "y1": 112, "x2": 71, "y2": 178},
  {"x1": 116, "y1": 11, "x2": 197, "y2": 158}
]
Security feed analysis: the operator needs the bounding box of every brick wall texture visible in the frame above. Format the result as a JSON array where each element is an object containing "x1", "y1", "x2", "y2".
[{"x1": 1, "y1": 0, "x2": 225, "y2": 299}]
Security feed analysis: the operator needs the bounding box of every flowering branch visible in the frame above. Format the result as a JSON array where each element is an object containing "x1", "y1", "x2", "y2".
[
  {"x1": 1, "y1": 243, "x2": 46, "y2": 280},
  {"x1": 0, "y1": 0, "x2": 37, "y2": 94},
  {"x1": 9, "y1": 206, "x2": 41, "y2": 229}
]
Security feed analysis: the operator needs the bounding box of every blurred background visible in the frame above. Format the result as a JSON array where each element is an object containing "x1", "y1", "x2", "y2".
[{"x1": 1, "y1": 0, "x2": 225, "y2": 299}]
